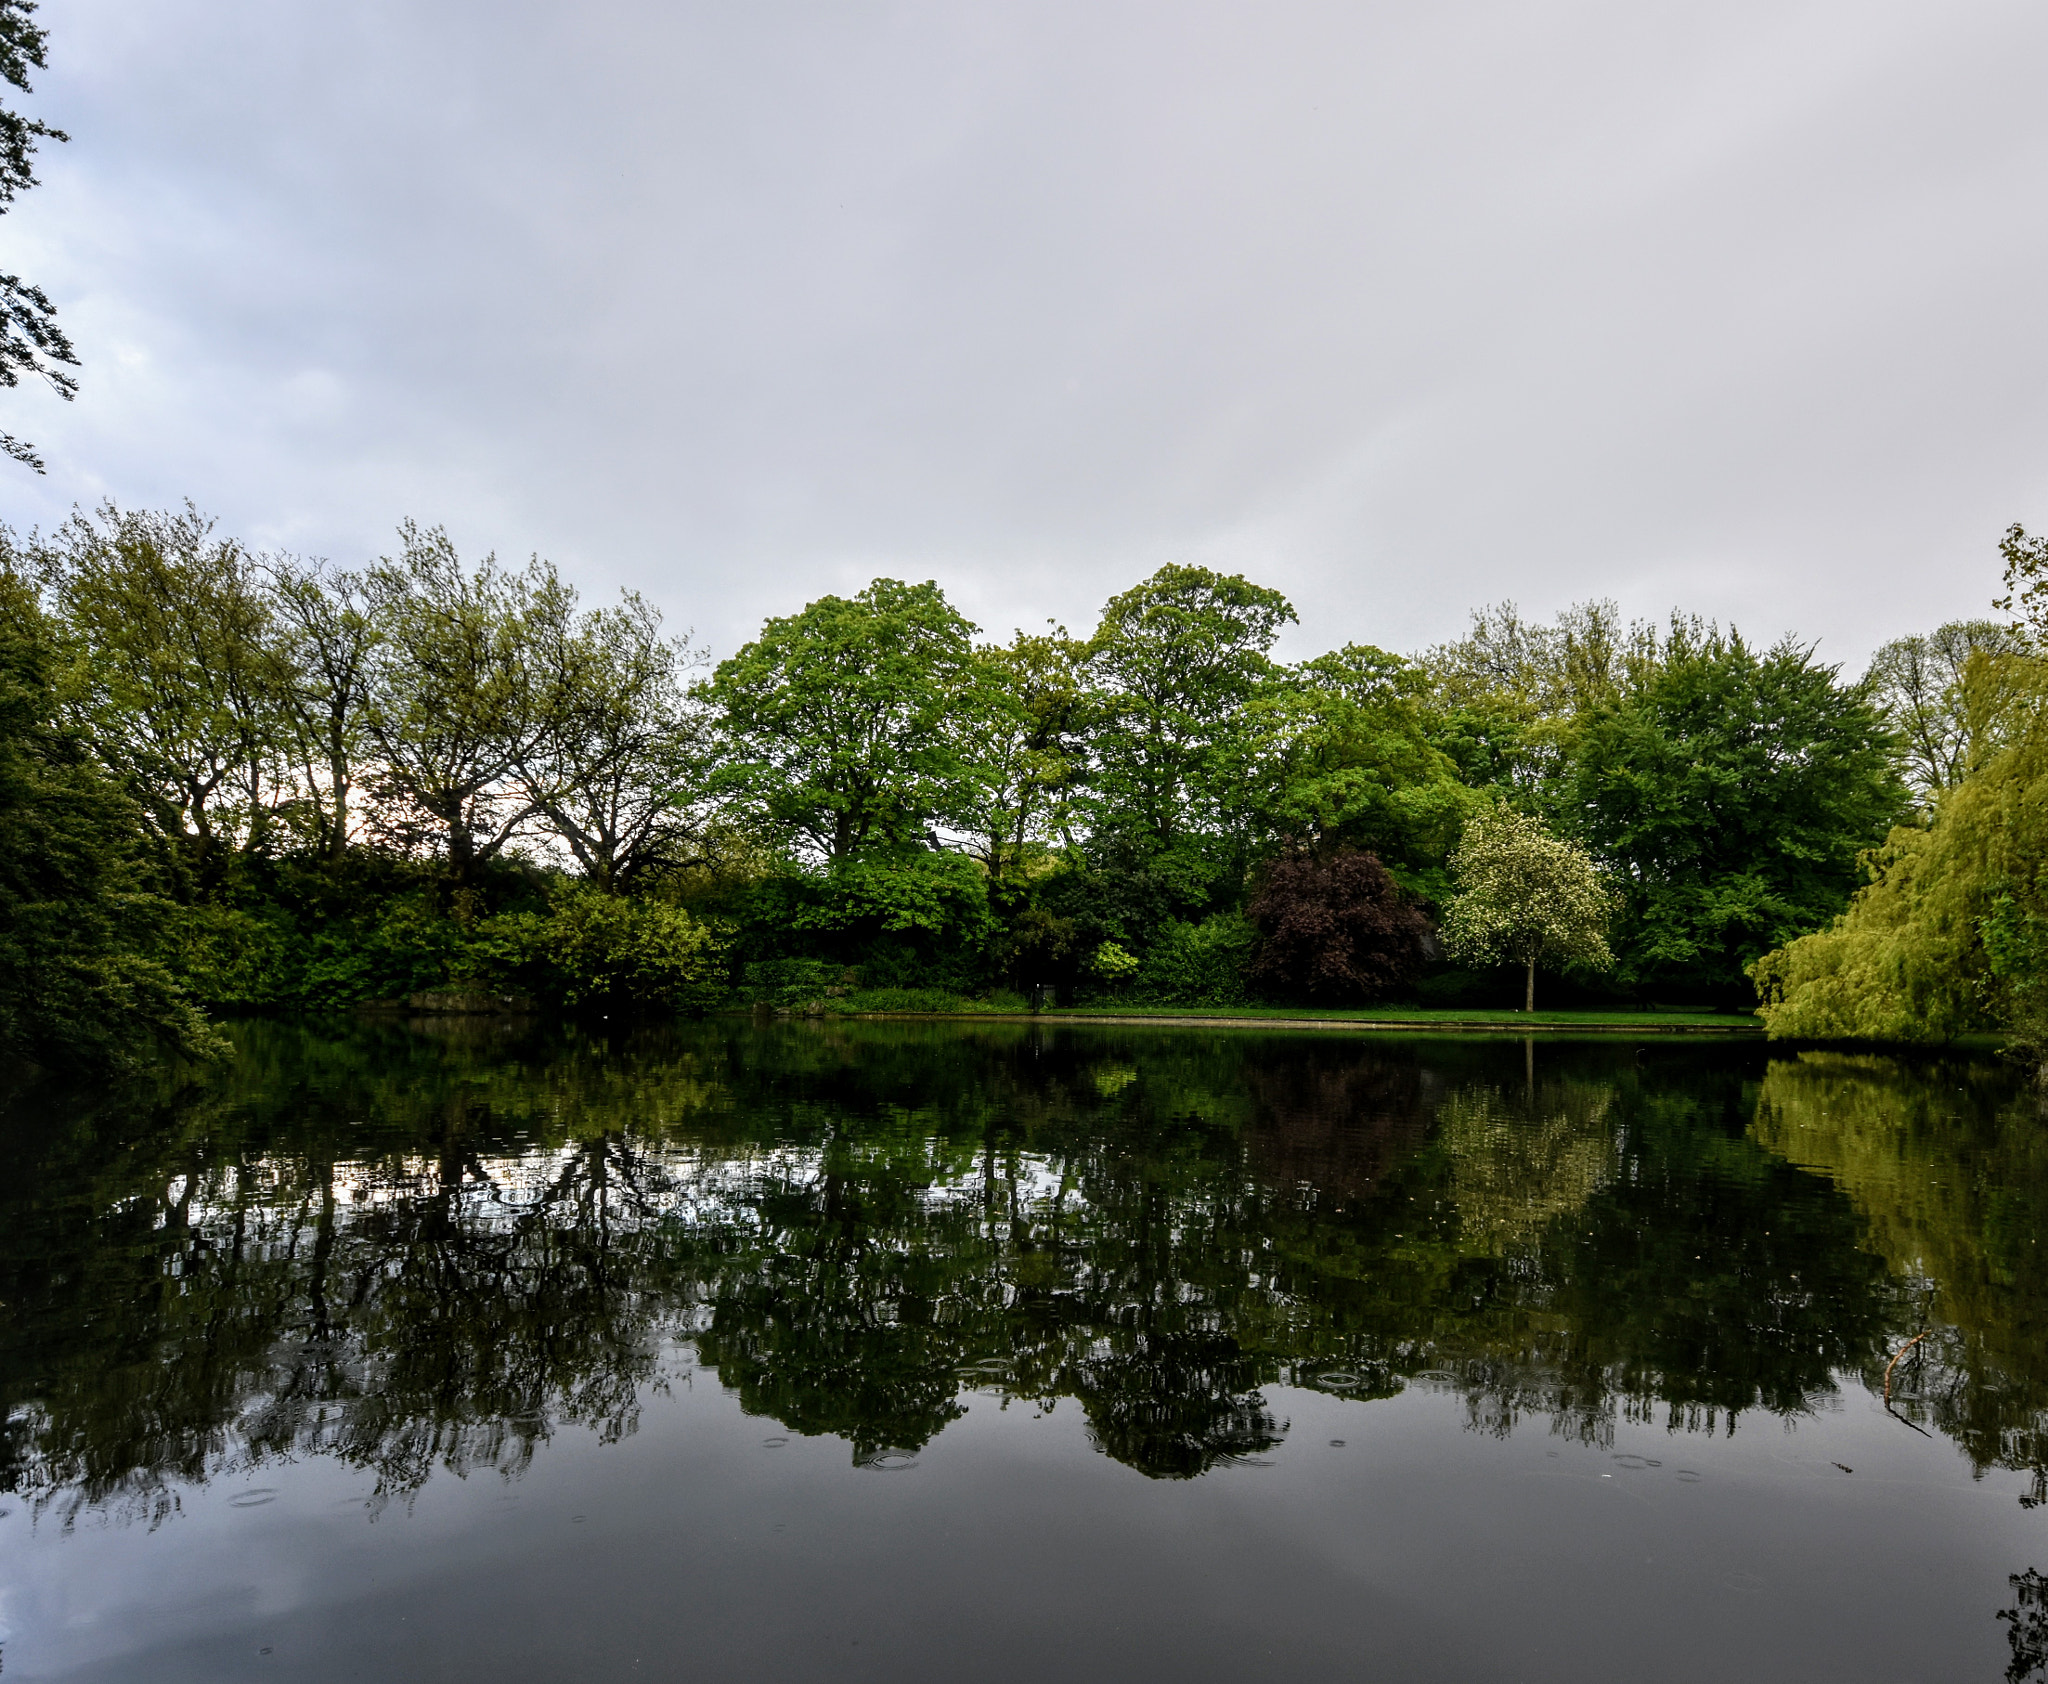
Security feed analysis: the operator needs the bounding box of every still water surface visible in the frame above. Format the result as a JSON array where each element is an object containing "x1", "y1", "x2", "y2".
[{"x1": 2, "y1": 1020, "x2": 2045, "y2": 1681}]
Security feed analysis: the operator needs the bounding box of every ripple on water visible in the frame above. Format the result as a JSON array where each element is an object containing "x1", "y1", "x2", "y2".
[
  {"x1": 859, "y1": 1448, "x2": 918, "y2": 1471},
  {"x1": 228, "y1": 1489, "x2": 278, "y2": 1508},
  {"x1": 1317, "y1": 1371, "x2": 1362, "y2": 1390}
]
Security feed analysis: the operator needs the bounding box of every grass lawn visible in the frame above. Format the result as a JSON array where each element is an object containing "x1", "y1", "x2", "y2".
[
  {"x1": 732, "y1": 988, "x2": 1761, "y2": 1030},
  {"x1": 1026, "y1": 1003, "x2": 1756, "y2": 1028}
]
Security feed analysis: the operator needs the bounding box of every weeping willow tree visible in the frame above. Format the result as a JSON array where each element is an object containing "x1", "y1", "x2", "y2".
[{"x1": 1751, "y1": 640, "x2": 2048, "y2": 1058}]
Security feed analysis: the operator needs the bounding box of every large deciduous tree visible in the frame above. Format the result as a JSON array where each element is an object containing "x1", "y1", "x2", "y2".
[
  {"x1": 1441, "y1": 803, "x2": 1613, "y2": 1012},
  {"x1": 1863, "y1": 619, "x2": 2018, "y2": 800},
  {"x1": 967, "y1": 625, "x2": 1086, "y2": 882},
  {"x1": 40, "y1": 504, "x2": 289, "y2": 877},
  {"x1": 268, "y1": 557, "x2": 379, "y2": 862},
  {"x1": 516, "y1": 581, "x2": 708, "y2": 892},
  {"x1": 1566, "y1": 626, "x2": 1905, "y2": 999},
  {"x1": 1248, "y1": 643, "x2": 1476, "y2": 882},
  {"x1": 1755, "y1": 536, "x2": 2048, "y2": 1062},
  {"x1": 1082, "y1": 565, "x2": 1295, "y2": 854},
  {"x1": 706, "y1": 578, "x2": 994, "y2": 863},
  {"x1": 361, "y1": 523, "x2": 545, "y2": 885}
]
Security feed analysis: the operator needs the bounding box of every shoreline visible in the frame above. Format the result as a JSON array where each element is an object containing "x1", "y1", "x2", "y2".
[{"x1": 827, "y1": 1009, "x2": 1767, "y2": 1036}]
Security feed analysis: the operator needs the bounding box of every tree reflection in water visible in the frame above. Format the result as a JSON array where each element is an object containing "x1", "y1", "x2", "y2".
[{"x1": 1, "y1": 1021, "x2": 2043, "y2": 1520}]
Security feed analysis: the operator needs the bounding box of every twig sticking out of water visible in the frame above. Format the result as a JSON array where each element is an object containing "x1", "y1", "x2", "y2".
[{"x1": 1884, "y1": 1329, "x2": 1933, "y2": 1407}]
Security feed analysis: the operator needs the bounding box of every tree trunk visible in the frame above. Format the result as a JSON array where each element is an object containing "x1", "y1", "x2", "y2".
[
  {"x1": 1525, "y1": 953, "x2": 1536, "y2": 1013},
  {"x1": 327, "y1": 720, "x2": 350, "y2": 863}
]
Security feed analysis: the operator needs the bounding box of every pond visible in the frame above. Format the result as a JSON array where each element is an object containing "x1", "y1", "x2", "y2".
[{"x1": 1, "y1": 1019, "x2": 2044, "y2": 1682}]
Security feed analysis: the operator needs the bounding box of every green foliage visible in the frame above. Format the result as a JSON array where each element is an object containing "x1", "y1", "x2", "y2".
[
  {"x1": 832, "y1": 986, "x2": 1027, "y2": 1014},
  {"x1": 360, "y1": 522, "x2": 549, "y2": 878},
  {"x1": 1440, "y1": 803, "x2": 1614, "y2": 1009},
  {"x1": 734, "y1": 851, "x2": 999, "y2": 998},
  {"x1": 1570, "y1": 626, "x2": 1905, "y2": 998},
  {"x1": 742, "y1": 957, "x2": 848, "y2": 1006},
  {"x1": 966, "y1": 625, "x2": 1086, "y2": 879},
  {"x1": 1086, "y1": 940, "x2": 1140, "y2": 982},
  {"x1": 785, "y1": 850, "x2": 994, "y2": 941},
  {"x1": 0, "y1": 0, "x2": 76, "y2": 474},
  {"x1": 707, "y1": 579, "x2": 1000, "y2": 861},
  {"x1": 38, "y1": 503, "x2": 287, "y2": 874},
  {"x1": 481, "y1": 883, "x2": 729, "y2": 1014},
  {"x1": 1081, "y1": 564, "x2": 1295, "y2": 851},
  {"x1": 1249, "y1": 643, "x2": 1479, "y2": 884},
  {"x1": 0, "y1": 565, "x2": 219, "y2": 1069},
  {"x1": 517, "y1": 577, "x2": 709, "y2": 890},
  {"x1": 1752, "y1": 652, "x2": 2048, "y2": 1052},
  {"x1": 1127, "y1": 913, "x2": 1256, "y2": 1006},
  {"x1": 1863, "y1": 619, "x2": 2018, "y2": 799},
  {"x1": 5, "y1": 493, "x2": 2019, "y2": 1057}
]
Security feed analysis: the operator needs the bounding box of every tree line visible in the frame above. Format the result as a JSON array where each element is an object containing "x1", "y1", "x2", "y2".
[{"x1": 7, "y1": 496, "x2": 2028, "y2": 1071}]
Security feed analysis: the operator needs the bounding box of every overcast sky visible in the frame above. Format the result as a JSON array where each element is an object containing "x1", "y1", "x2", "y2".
[{"x1": 2, "y1": 0, "x2": 2045, "y2": 668}]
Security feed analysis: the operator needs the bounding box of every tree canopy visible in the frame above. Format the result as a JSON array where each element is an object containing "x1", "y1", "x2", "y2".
[
  {"x1": 707, "y1": 579, "x2": 997, "y2": 863},
  {"x1": 1567, "y1": 626, "x2": 1906, "y2": 999}
]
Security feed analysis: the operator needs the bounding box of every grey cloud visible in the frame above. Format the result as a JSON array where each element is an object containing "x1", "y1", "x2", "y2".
[{"x1": 2, "y1": 0, "x2": 2044, "y2": 668}]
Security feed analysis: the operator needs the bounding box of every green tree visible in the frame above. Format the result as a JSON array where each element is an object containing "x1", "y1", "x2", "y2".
[
  {"x1": 482, "y1": 881, "x2": 728, "y2": 1013},
  {"x1": 1440, "y1": 803, "x2": 1614, "y2": 1011},
  {"x1": 1864, "y1": 619, "x2": 2019, "y2": 800},
  {"x1": 1419, "y1": 599, "x2": 1661, "y2": 797},
  {"x1": 1081, "y1": 565, "x2": 1295, "y2": 854},
  {"x1": 40, "y1": 504, "x2": 291, "y2": 877},
  {"x1": 268, "y1": 557, "x2": 379, "y2": 863},
  {"x1": 1751, "y1": 648, "x2": 2048, "y2": 1053},
  {"x1": 0, "y1": 0, "x2": 76, "y2": 472},
  {"x1": 965, "y1": 625, "x2": 1086, "y2": 882},
  {"x1": 1248, "y1": 643, "x2": 1477, "y2": 884},
  {"x1": 361, "y1": 523, "x2": 545, "y2": 883},
  {"x1": 706, "y1": 579, "x2": 997, "y2": 862},
  {"x1": 0, "y1": 562, "x2": 219, "y2": 1069},
  {"x1": 516, "y1": 581, "x2": 707, "y2": 892},
  {"x1": 1568, "y1": 625, "x2": 1905, "y2": 1000}
]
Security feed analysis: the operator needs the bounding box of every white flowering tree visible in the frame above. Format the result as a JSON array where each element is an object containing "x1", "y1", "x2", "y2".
[{"x1": 1441, "y1": 804, "x2": 1614, "y2": 1012}]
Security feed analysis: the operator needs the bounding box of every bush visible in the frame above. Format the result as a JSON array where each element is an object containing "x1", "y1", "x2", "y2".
[
  {"x1": 1245, "y1": 848, "x2": 1430, "y2": 1004},
  {"x1": 742, "y1": 957, "x2": 848, "y2": 1007},
  {"x1": 483, "y1": 884, "x2": 729, "y2": 1014},
  {"x1": 1129, "y1": 913, "x2": 1256, "y2": 1006}
]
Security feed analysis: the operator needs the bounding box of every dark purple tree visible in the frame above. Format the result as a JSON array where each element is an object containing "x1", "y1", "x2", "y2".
[{"x1": 1245, "y1": 848, "x2": 1430, "y2": 1004}]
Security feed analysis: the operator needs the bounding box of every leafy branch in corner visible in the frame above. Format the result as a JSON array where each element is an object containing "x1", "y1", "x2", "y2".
[{"x1": 0, "y1": 0, "x2": 75, "y2": 472}]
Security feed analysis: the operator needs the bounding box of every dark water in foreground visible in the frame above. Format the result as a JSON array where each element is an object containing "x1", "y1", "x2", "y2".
[{"x1": 2, "y1": 1021, "x2": 2046, "y2": 1683}]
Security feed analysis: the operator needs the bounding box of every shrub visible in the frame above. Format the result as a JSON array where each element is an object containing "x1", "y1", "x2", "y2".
[
  {"x1": 1245, "y1": 848, "x2": 1430, "y2": 1004},
  {"x1": 742, "y1": 957, "x2": 847, "y2": 1007},
  {"x1": 1131, "y1": 913, "x2": 1255, "y2": 1006},
  {"x1": 485, "y1": 884, "x2": 729, "y2": 1014}
]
